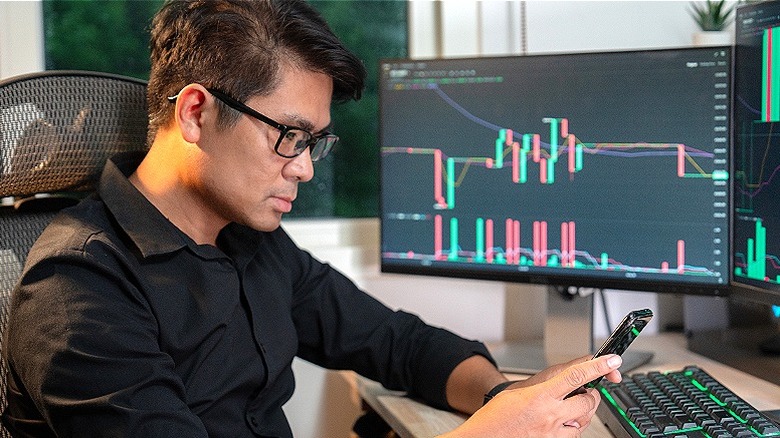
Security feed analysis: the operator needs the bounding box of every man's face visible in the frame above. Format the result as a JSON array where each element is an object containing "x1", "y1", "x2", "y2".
[{"x1": 194, "y1": 66, "x2": 334, "y2": 232}]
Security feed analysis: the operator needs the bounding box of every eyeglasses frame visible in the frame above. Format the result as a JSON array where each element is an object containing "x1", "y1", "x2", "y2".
[
  {"x1": 207, "y1": 88, "x2": 338, "y2": 162},
  {"x1": 167, "y1": 87, "x2": 337, "y2": 162}
]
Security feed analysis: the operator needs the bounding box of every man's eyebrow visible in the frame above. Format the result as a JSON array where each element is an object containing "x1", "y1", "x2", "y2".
[
  {"x1": 313, "y1": 123, "x2": 334, "y2": 136},
  {"x1": 282, "y1": 112, "x2": 331, "y2": 134}
]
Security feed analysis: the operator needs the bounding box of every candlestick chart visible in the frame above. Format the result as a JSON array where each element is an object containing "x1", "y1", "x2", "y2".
[
  {"x1": 733, "y1": 23, "x2": 780, "y2": 289},
  {"x1": 380, "y1": 48, "x2": 731, "y2": 290},
  {"x1": 732, "y1": 124, "x2": 780, "y2": 286}
]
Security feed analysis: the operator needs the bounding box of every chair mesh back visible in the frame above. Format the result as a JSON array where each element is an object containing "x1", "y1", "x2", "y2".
[
  {"x1": 0, "y1": 71, "x2": 148, "y2": 435},
  {"x1": 0, "y1": 210, "x2": 58, "y2": 430},
  {"x1": 0, "y1": 71, "x2": 149, "y2": 196}
]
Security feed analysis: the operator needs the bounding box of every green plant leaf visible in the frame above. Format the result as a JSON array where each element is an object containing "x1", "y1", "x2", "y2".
[{"x1": 689, "y1": 0, "x2": 735, "y2": 31}]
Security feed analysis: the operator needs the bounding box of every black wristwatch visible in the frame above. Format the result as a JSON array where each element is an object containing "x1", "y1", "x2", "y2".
[{"x1": 483, "y1": 380, "x2": 519, "y2": 405}]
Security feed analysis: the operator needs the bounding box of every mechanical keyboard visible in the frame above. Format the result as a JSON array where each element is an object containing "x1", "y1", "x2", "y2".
[{"x1": 596, "y1": 365, "x2": 780, "y2": 438}]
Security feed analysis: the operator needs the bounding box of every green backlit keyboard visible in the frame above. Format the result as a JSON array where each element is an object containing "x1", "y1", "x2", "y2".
[{"x1": 596, "y1": 365, "x2": 780, "y2": 438}]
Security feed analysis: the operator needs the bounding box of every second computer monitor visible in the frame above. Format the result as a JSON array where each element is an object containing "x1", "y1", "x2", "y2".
[{"x1": 732, "y1": 0, "x2": 780, "y2": 310}]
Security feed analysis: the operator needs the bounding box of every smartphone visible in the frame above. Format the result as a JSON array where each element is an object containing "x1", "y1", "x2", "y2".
[{"x1": 588, "y1": 308, "x2": 653, "y2": 387}]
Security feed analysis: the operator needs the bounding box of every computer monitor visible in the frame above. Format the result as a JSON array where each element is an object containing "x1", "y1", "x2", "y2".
[
  {"x1": 730, "y1": 0, "x2": 780, "y2": 360},
  {"x1": 379, "y1": 46, "x2": 732, "y2": 372},
  {"x1": 732, "y1": 0, "x2": 780, "y2": 309}
]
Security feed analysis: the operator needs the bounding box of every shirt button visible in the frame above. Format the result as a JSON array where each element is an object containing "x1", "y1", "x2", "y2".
[{"x1": 248, "y1": 414, "x2": 258, "y2": 427}]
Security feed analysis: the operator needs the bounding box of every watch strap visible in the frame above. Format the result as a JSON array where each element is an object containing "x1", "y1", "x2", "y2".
[{"x1": 483, "y1": 380, "x2": 519, "y2": 405}]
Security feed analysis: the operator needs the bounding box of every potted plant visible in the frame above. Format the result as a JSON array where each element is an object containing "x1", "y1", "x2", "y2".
[{"x1": 690, "y1": 0, "x2": 735, "y2": 46}]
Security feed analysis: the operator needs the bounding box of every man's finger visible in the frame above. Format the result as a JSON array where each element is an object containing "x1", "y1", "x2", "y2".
[
  {"x1": 562, "y1": 387, "x2": 601, "y2": 426},
  {"x1": 548, "y1": 354, "x2": 622, "y2": 398}
]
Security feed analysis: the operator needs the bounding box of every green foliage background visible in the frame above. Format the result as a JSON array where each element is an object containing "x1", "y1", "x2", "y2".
[
  {"x1": 43, "y1": 0, "x2": 161, "y2": 79},
  {"x1": 42, "y1": 0, "x2": 408, "y2": 218}
]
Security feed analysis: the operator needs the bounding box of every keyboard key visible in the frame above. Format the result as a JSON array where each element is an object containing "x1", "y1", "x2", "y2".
[
  {"x1": 698, "y1": 417, "x2": 717, "y2": 427},
  {"x1": 731, "y1": 403, "x2": 753, "y2": 418},
  {"x1": 612, "y1": 387, "x2": 639, "y2": 412},
  {"x1": 707, "y1": 408, "x2": 736, "y2": 424},
  {"x1": 637, "y1": 420, "x2": 660, "y2": 435},
  {"x1": 705, "y1": 426, "x2": 731, "y2": 438},
  {"x1": 671, "y1": 413, "x2": 697, "y2": 429},
  {"x1": 626, "y1": 407, "x2": 644, "y2": 423},
  {"x1": 652, "y1": 414, "x2": 679, "y2": 433},
  {"x1": 755, "y1": 420, "x2": 780, "y2": 435}
]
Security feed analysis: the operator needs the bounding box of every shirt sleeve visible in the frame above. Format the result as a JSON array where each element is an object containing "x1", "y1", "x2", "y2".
[
  {"x1": 278, "y1": 230, "x2": 494, "y2": 411},
  {"x1": 4, "y1": 244, "x2": 209, "y2": 437}
]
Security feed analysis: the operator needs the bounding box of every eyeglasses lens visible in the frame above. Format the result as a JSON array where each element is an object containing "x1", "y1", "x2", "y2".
[
  {"x1": 276, "y1": 128, "x2": 338, "y2": 162},
  {"x1": 310, "y1": 136, "x2": 338, "y2": 162}
]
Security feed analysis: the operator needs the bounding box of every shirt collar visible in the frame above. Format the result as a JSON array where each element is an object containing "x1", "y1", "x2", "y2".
[
  {"x1": 99, "y1": 152, "x2": 191, "y2": 258},
  {"x1": 99, "y1": 152, "x2": 266, "y2": 265}
]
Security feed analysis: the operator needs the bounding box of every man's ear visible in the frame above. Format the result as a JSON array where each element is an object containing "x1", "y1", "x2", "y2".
[{"x1": 174, "y1": 84, "x2": 212, "y2": 144}]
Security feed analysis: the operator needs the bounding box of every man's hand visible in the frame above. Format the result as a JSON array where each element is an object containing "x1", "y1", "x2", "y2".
[{"x1": 441, "y1": 354, "x2": 622, "y2": 437}]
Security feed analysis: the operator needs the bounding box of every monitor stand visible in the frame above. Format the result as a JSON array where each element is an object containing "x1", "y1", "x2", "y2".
[{"x1": 489, "y1": 285, "x2": 654, "y2": 375}]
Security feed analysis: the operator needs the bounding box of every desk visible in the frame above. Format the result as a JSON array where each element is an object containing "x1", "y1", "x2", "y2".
[{"x1": 356, "y1": 333, "x2": 780, "y2": 438}]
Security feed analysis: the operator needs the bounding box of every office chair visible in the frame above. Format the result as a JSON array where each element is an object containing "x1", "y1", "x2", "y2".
[{"x1": 0, "y1": 70, "x2": 148, "y2": 436}]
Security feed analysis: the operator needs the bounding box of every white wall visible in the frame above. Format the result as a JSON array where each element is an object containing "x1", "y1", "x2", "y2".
[
  {"x1": 0, "y1": 2, "x2": 732, "y2": 437},
  {"x1": 0, "y1": 1, "x2": 44, "y2": 79},
  {"x1": 409, "y1": 0, "x2": 732, "y2": 59}
]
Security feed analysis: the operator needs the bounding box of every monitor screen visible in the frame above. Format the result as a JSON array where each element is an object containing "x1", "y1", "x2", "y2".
[
  {"x1": 379, "y1": 47, "x2": 731, "y2": 296},
  {"x1": 732, "y1": 0, "x2": 780, "y2": 309}
]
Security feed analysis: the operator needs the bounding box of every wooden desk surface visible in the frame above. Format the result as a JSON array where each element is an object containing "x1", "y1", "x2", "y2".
[{"x1": 356, "y1": 333, "x2": 780, "y2": 438}]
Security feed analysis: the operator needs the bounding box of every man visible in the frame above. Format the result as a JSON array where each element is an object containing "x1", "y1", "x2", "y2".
[{"x1": 2, "y1": 1, "x2": 622, "y2": 436}]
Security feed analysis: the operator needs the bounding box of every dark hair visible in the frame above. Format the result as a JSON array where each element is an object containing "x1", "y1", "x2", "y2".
[{"x1": 146, "y1": 0, "x2": 366, "y2": 140}]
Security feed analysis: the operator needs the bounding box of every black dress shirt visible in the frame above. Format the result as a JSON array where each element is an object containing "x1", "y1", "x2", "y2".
[{"x1": 2, "y1": 153, "x2": 492, "y2": 437}]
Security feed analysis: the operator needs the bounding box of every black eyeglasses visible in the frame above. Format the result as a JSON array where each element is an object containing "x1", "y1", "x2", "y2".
[{"x1": 168, "y1": 88, "x2": 337, "y2": 162}]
